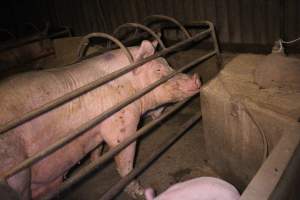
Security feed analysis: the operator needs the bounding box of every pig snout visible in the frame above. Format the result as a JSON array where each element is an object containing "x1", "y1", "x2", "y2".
[{"x1": 179, "y1": 73, "x2": 201, "y2": 92}]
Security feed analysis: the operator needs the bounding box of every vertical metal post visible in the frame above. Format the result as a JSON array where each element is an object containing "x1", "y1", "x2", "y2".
[{"x1": 208, "y1": 22, "x2": 222, "y2": 68}]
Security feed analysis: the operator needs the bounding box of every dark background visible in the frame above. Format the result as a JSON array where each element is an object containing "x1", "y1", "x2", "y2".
[{"x1": 1, "y1": 0, "x2": 300, "y2": 52}]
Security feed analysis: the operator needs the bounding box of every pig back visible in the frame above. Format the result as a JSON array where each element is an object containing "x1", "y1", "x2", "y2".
[{"x1": 0, "y1": 49, "x2": 137, "y2": 163}]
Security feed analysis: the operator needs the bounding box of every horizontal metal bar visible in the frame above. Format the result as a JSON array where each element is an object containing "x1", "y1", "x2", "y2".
[
  {"x1": 99, "y1": 112, "x2": 202, "y2": 200},
  {"x1": 0, "y1": 28, "x2": 211, "y2": 135},
  {"x1": 41, "y1": 96, "x2": 196, "y2": 200},
  {"x1": 2, "y1": 49, "x2": 215, "y2": 180}
]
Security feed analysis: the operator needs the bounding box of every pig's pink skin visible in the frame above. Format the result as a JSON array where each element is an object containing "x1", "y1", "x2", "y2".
[
  {"x1": 0, "y1": 40, "x2": 200, "y2": 199},
  {"x1": 145, "y1": 177, "x2": 240, "y2": 200}
]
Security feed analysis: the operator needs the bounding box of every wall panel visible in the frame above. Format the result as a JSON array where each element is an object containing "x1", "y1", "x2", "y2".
[{"x1": 1, "y1": 0, "x2": 299, "y2": 50}]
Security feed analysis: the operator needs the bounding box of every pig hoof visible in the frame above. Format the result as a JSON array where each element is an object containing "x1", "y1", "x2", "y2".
[{"x1": 124, "y1": 180, "x2": 145, "y2": 199}]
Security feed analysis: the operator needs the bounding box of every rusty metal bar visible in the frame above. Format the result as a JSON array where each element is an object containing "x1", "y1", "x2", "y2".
[
  {"x1": 41, "y1": 96, "x2": 195, "y2": 200},
  {"x1": 99, "y1": 112, "x2": 202, "y2": 200},
  {"x1": 2, "y1": 49, "x2": 215, "y2": 180},
  {"x1": 0, "y1": 28, "x2": 212, "y2": 135},
  {"x1": 77, "y1": 32, "x2": 134, "y2": 62},
  {"x1": 144, "y1": 15, "x2": 191, "y2": 39},
  {"x1": 109, "y1": 23, "x2": 166, "y2": 49}
]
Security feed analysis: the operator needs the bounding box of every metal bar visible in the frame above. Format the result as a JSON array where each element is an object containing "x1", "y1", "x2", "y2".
[
  {"x1": 144, "y1": 15, "x2": 191, "y2": 39},
  {"x1": 110, "y1": 23, "x2": 166, "y2": 49},
  {"x1": 0, "y1": 36, "x2": 48, "y2": 52},
  {"x1": 42, "y1": 96, "x2": 195, "y2": 200},
  {"x1": 206, "y1": 21, "x2": 222, "y2": 67},
  {"x1": 0, "y1": 27, "x2": 69, "y2": 53},
  {"x1": 0, "y1": 28, "x2": 211, "y2": 135},
  {"x1": 2, "y1": 49, "x2": 215, "y2": 180},
  {"x1": 99, "y1": 113, "x2": 202, "y2": 200},
  {"x1": 76, "y1": 32, "x2": 134, "y2": 62}
]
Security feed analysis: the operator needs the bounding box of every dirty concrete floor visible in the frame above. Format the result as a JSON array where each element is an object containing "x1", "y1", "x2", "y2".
[{"x1": 57, "y1": 49, "x2": 238, "y2": 200}]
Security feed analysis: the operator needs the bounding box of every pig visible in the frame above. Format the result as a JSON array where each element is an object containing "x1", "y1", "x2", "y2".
[
  {"x1": 0, "y1": 33, "x2": 53, "y2": 74},
  {"x1": 0, "y1": 40, "x2": 201, "y2": 199},
  {"x1": 144, "y1": 177, "x2": 240, "y2": 200}
]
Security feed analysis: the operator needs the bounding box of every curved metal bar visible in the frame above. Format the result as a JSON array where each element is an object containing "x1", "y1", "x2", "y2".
[
  {"x1": 76, "y1": 32, "x2": 134, "y2": 63},
  {"x1": 110, "y1": 22, "x2": 166, "y2": 49},
  {"x1": 144, "y1": 15, "x2": 191, "y2": 39}
]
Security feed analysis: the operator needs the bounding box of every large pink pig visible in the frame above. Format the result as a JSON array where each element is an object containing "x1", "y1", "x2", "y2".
[
  {"x1": 144, "y1": 177, "x2": 240, "y2": 200},
  {"x1": 0, "y1": 40, "x2": 201, "y2": 199}
]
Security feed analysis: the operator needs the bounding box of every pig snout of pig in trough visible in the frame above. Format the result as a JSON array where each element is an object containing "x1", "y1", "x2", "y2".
[
  {"x1": 0, "y1": 40, "x2": 201, "y2": 199},
  {"x1": 144, "y1": 177, "x2": 240, "y2": 200}
]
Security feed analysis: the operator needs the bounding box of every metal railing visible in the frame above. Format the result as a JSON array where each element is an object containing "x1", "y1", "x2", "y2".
[{"x1": 0, "y1": 15, "x2": 221, "y2": 200}]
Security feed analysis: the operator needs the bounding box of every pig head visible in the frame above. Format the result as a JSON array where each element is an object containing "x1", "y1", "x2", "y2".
[{"x1": 130, "y1": 40, "x2": 201, "y2": 114}]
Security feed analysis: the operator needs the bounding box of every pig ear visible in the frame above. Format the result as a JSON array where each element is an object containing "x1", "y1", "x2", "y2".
[{"x1": 135, "y1": 40, "x2": 157, "y2": 61}]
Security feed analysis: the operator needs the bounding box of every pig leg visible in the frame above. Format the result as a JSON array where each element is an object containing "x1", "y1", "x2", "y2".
[
  {"x1": 1, "y1": 136, "x2": 31, "y2": 200},
  {"x1": 6, "y1": 169, "x2": 31, "y2": 200},
  {"x1": 147, "y1": 107, "x2": 165, "y2": 120},
  {"x1": 101, "y1": 106, "x2": 144, "y2": 199},
  {"x1": 31, "y1": 176, "x2": 63, "y2": 199},
  {"x1": 90, "y1": 144, "x2": 105, "y2": 162}
]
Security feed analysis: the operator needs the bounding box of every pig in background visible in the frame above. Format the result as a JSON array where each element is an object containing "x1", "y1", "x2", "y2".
[
  {"x1": 0, "y1": 40, "x2": 201, "y2": 199},
  {"x1": 144, "y1": 177, "x2": 240, "y2": 200}
]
